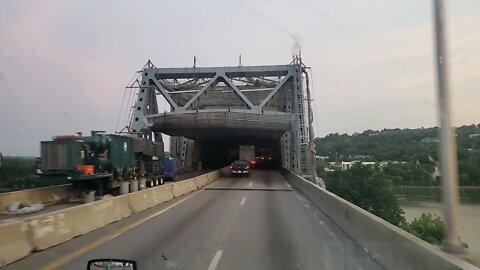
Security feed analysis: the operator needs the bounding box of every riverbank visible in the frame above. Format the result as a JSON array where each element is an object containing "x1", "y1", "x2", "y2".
[
  {"x1": 395, "y1": 186, "x2": 480, "y2": 203},
  {"x1": 396, "y1": 186, "x2": 480, "y2": 255}
]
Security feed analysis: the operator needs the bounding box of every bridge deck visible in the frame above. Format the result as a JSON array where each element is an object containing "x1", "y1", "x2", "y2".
[{"x1": 4, "y1": 170, "x2": 383, "y2": 270}]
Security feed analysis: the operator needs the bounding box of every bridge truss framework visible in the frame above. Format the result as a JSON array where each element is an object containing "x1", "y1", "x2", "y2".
[{"x1": 129, "y1": 58, "x2": 316, "y2": 179}]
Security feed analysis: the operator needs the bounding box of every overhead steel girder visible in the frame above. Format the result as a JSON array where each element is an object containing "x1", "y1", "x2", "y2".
[
  {"x1": 220, "y1": 74, "x2": 256, "y2": 110},
  {"x1": 150, "y1": 77, "x2": 180, "y2": 111},
  {"x1": 146, "y1": 65, "x2": 292, "y2": 79},
  {"x1": 142, "y1": 65, "x2": 296, "y2": 113},
  {"x1": 257, "y1": 73, "x2": 292, "y2": 110},
  {"x1": 182, "y1": 74, "x2": 220, "y2": 110}
]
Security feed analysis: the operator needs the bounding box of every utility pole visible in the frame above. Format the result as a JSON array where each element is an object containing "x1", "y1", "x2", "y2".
[{"x1": 432, "y1": 0, "x2": 464, "y2": 253}]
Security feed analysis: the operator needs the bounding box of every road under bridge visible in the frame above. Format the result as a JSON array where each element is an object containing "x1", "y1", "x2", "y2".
[{"x1": 4, "y1": 170, "x2": 382, "y2": 270}]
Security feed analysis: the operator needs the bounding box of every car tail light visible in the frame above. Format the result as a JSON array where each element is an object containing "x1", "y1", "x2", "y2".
[
  {"x1": 230, "y1": 166, "x2": 233, "y2": 169},
  {"x1": 246, "y1": 166, "x2": 250, "y2": 170}
]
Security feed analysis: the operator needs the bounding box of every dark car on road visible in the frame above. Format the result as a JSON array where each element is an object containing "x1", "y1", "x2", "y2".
[{"x1": 230, "y1": 160, "x2": 251, "y2": 177}]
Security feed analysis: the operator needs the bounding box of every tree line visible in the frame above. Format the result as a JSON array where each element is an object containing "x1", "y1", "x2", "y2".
[
  {"x1": 315, "y1": 124, "x2": 480, "y2": 186},
  {"x1": 0, "y1": 157, "x2": 45, "y2": 192}
]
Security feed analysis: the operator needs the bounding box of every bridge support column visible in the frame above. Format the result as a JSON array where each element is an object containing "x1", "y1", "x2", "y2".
[
  {"x1": 281, "y1": 131, "x2": 293, "y2": 170},
  {"x1": 170, "y1": 136, "x2": 198, "y2": 171}
]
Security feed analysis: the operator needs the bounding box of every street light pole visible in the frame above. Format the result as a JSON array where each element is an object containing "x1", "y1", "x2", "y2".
[{"x1": 432, "y1": 0, "x2": 464, "y2": 253}]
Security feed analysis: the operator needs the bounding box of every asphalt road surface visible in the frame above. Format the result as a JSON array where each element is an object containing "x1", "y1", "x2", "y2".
[{"x1": 5, "y1": 170, "x2": 383, "y2": 270}]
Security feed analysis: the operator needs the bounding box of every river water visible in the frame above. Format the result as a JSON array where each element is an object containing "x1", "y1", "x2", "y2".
[{"x1": 395, "y1": 186, "x2": 480, "y2": 254}]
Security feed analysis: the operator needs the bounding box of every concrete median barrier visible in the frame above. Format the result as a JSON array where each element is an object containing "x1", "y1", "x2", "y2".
[
  {"x1": 129, "y1": 184, "x2": 174, "y2": 213},
  {"x1": 0, "y1": 221, "x2": 33, "y2": 265},
  {"x1": 172, "y1": 179, "x2": 198, "y2": 198},
  {"x1": 206, "y1": 167, "x2": 228, "y2": 183},
  {"x1": 220, "y1": 166, "x2": 230, "y2": 176},
  {"x1": 280, "y1": 167, "x2": 476, "y2": 270},
  {"x1": 151, "y1": 184, "x2": 174, "y2": 205},
  {"x1": 1, "y1": 168, "x2": 227, "y2": 265},
  {"x1": 206, "y1": 171, "x2": 219, "y2": 184},
  {"x1": 30, "y1": 194, "x2": 131, "y2": 251},
  {"x1": 194, "y1": 175, "x2": 209, "y2": 188},
  {"x1": 0, "y1": 184, "x2": 71, "y2": 213}
]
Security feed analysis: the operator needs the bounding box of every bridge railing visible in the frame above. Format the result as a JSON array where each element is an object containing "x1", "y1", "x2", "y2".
[{"x1": 280, "y1": 167, "x2": 477, "y2": 270}]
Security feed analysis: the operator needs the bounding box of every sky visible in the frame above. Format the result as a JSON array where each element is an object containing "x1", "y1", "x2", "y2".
[{"x1": 0, "y1": 0, "x2": 479, "y2": 156}]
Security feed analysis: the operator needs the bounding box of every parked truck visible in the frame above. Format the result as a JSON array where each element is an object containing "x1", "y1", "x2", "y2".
[
  {"x1": 38, "y1": 131, "x2": 164, "y2": 196},
  {"x1": 162, "y1": 155, "x2": 184, "y2": 181}
]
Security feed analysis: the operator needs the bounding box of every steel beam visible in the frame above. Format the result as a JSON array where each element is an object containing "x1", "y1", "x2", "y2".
[
  {"x1": 221, "y1": 74, "x2": 256, "y2": 110},
  {"x1": 146, "y1": 65, "x2": 293, "y2": 79},
  {"x1": 182, "y1": 74, "x2": 220, "y2": 110},
  {"x1": 150, "y1": 77, "x2": 180, "y2": 111},
  {"x1": 257, "y1": 74, "x2": 292, "y2": 110}
]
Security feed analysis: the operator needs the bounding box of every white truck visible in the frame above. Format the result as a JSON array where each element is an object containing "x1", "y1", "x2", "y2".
[{"x1": 239, "y1": 145, "x2": 255, "y2": 162}]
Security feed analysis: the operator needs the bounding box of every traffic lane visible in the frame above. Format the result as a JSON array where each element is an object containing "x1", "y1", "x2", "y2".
[
  {"x1": 5, "y1": 173, "x2": 383, "y2": 270},
  {"x1": 55, "y1": 178, "x2": 244, "y2": 270},
  {"x1": 2, "y1": 175, "x2": 249, "y2": 270},
  {"x1": 216, "y1": 187, "x2": 383, "y2": 270},
  {"x1": 62, "y1": 172, "x2": 381, "y2": 270},
  {"x1": 2, "y1": 187, "x2": 214, "y2": 270},
  {"x1": 210, "y1": 169, "x2": 290, "y2": 190},
  {"x1": 64, "y1": 169, "x2": 291, "y2": 270}
]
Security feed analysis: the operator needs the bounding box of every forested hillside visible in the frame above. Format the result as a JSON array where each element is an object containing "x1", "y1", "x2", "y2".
[{"x1": 315, "y1": 124, "x2": 480, "y2": 186}]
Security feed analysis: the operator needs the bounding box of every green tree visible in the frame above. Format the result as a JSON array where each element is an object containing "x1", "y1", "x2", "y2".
[
  {"x1": 0, "y1": 157, "x2": 43, "y2": 191},
  {"x1": 402, "y1": 213, "x2": 444, "y2": 245},
  {"x1": 324, "y1": 164, "x2": 405, "y2": 226},
  {"x1": 383, "y1": 163, "x2": 437, "y2": 186}
]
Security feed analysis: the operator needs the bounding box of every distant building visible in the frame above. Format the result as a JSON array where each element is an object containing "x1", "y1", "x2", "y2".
[
  {"x1": 361, "y1": 161, "x2": 376, "y2": 166},
  {"x1": 315, "y1": 155, "x2": 329, "y2": 161},
  {"x1": 421, "y1": 137, "x2": 440, "y2": 143},
  {"x1": 341, "y1": 161, "x2": 376, "y2": 171},
  {"x1": 341, "y1": 161, "x2": 355, "y2": 171}
]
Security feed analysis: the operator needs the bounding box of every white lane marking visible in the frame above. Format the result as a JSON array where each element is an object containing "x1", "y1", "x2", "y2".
[
  {"x1": 240, "y1": 197, "x2": 246, "y2": 205},
  {"x1": 248, "y1": 182, "x2": 253, "y2": 187},
  {"x1": 207, "y1": 250, "x2": 223, "y2": 270},
  {"x1": 283, "y1": 179, "x2": 292, "y2": 188}
]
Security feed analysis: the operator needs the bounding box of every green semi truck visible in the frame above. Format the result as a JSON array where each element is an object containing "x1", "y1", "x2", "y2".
[{"x1": 39, "y1": 131, "x2": 164, "y2": 196}]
